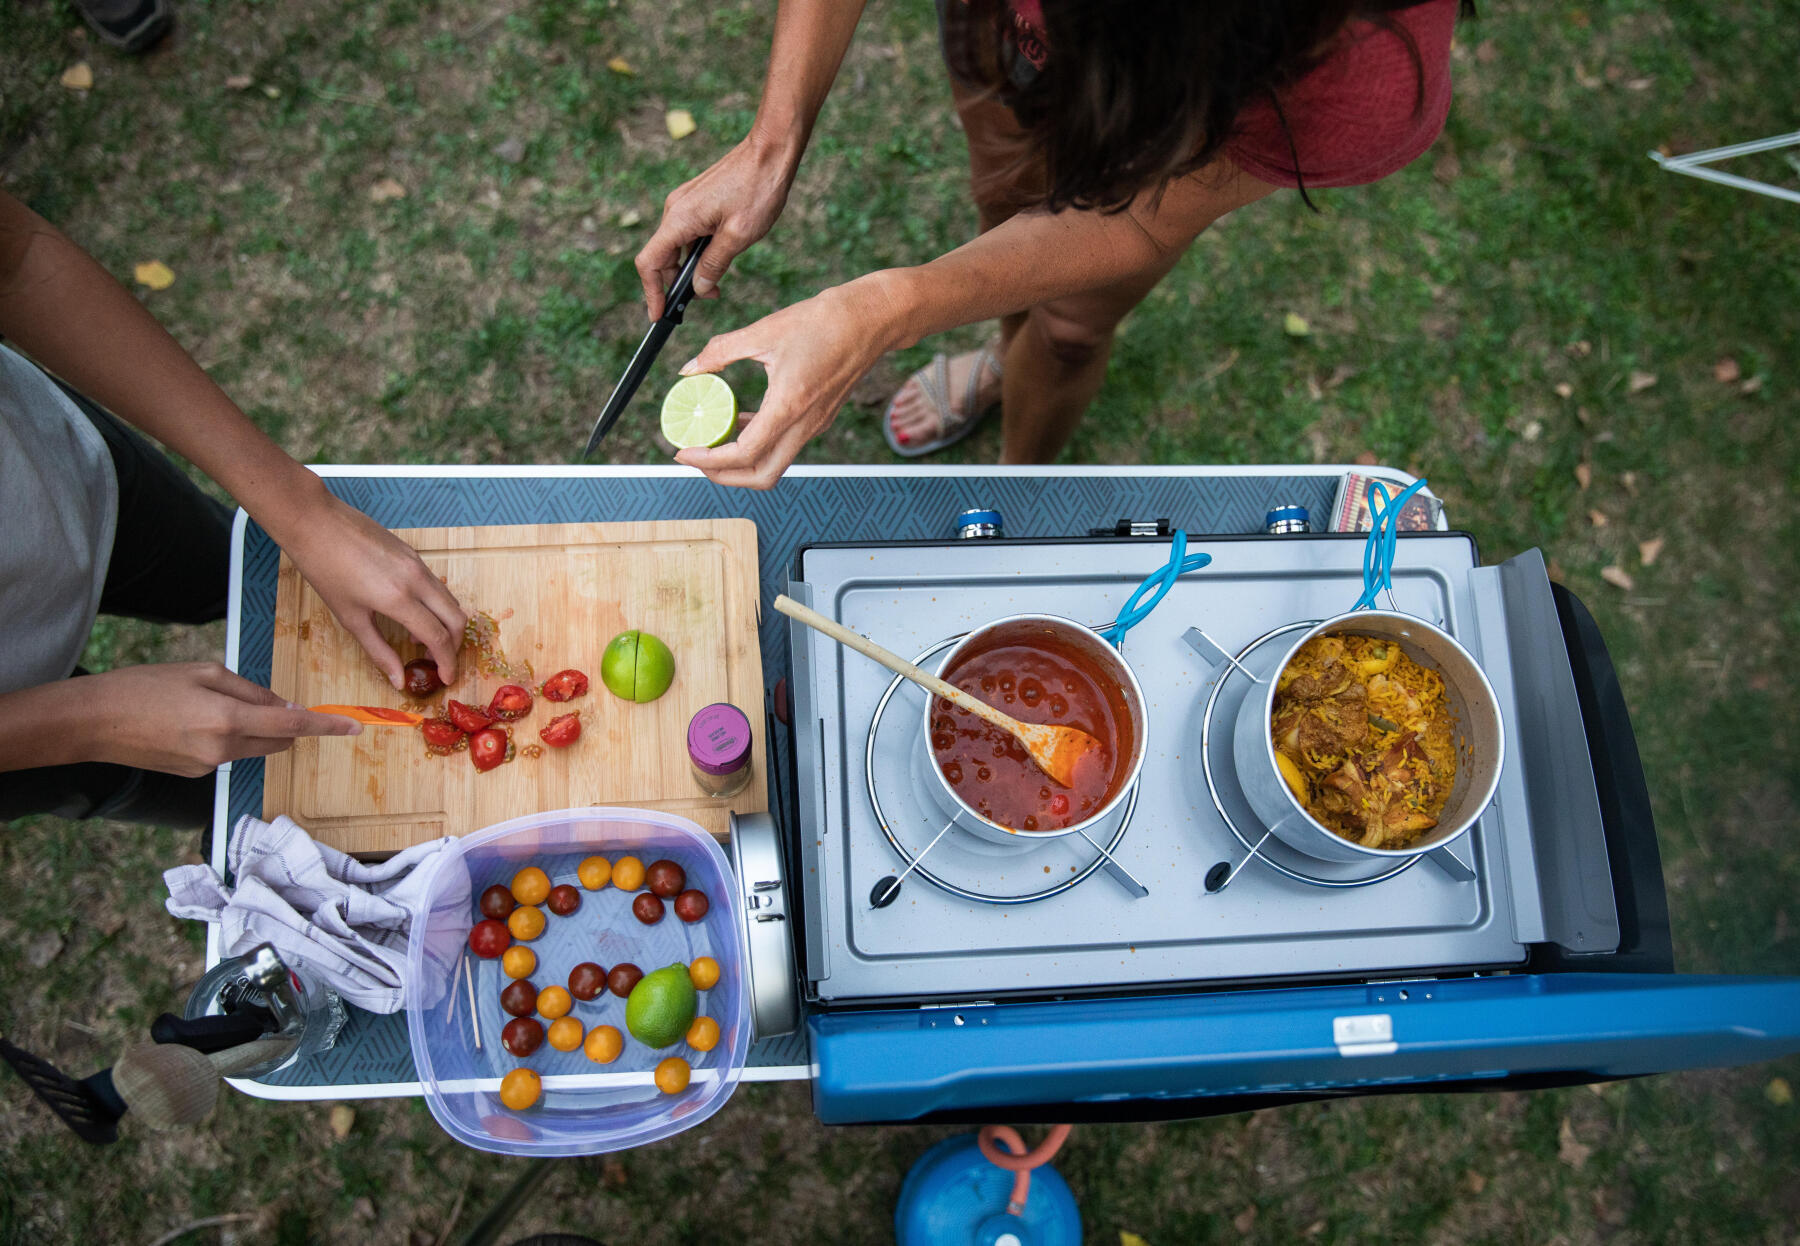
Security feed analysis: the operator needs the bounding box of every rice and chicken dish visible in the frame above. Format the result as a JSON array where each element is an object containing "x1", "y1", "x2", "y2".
[{"x1": 1270, "y1": 633, "x2": 1458, "y2": 849}]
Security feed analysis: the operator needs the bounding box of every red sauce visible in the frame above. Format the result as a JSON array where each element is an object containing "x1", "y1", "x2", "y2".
[{"x1": 929, "y1": 624, "x2": 1134, "y2": 832}]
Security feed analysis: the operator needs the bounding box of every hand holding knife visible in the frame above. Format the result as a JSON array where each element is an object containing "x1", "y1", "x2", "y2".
[{"x1": 583, "y1": 236, "x2": 712, "y2": 457}]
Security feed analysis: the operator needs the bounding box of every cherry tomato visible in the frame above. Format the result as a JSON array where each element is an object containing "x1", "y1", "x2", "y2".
[
  {"x1": 632, "y1": 892, "x2": 665, "y2": 925},
  {"x1": 567, "y1": 962, "x2": 606, "y2": 1001},
  {"x1": 539, "y1": 713, "x2": 581, "y2": 749},
  {"x1": 686, "y1": 1016, "x2": 720, "y2": 1053},
  {"x1": 688, "y1": 957, "x2": 720, "y2": 990},
  {"x1": 420, "y1": 718, "x2": 464, "y2": 752},
  {"x1": 612, "y1": 856, "x2": 646, "y2": 892},
  {"x1": 654, "y1": 1056, "x2": 691, "y2": 1095},
  {"x1": 545, "y1": 884, "x2": 580, "y2": 916},
  {"x1": 646, "y1": 859, "x2": 686, "y2": 899},
  {"x1": 487, "y1": 684, "x2": 533, "y2": 722},
  {"x1": 542, "y1": 669, "x2": 589, "y2": 702},
  {"x1": 536, "y1": 985, "x2": 572, "y2": 1020},
  {"x1": 577, "y1": 856, "x2": 612, "y2": 890},
  {"x1": 673, "y1": 889, "x2": 709, "y2": 923},
  {"x1": 607, "y1": 963, "x2": 643, "y2": 998},
  {"x1": 546, "y1": 1016, "x2": 584, "y2": 1052},
  {"x1": 584, "y1": 1024, "x2": 623, "y2": 1064},
  {"x1": 500, "y1": 979, "x2": 538, "y2": 1018},
  {"x1": 470, "y1": 727, "x2": 512, "y2": 772},
  {"x1": 479, "y1": 884, "x2": 516, "y2": 921},
  {"x1": 403, "y1": 657, "x2": 445, "y2": 699},
  {"x1": 510, "y1": 867, "x2": 551, "y2": 906},
  {"x1": 499, "y1": 1068, "x2": 541, "y2": 1111},
  {"x1": 502, "y1": 946, "x2": 536, "y2": 980},
  {"x1": 501, "y1": 1017, "x2": 544, "y2": 1058},
  {"x1": 468, "y1": 919, "x2": 510, "y2": 958},
  {"x1": 447, "y1": 699, "x2": 492, "y2": 733},
  {"x1": 1049, "y1": 793, "x2": 1070, "y2": 817},
  {"x1": 507, "y1": 905, "x2": 546, "y2": 941}
]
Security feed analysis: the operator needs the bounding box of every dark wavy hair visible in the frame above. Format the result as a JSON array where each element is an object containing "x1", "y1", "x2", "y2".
[{"x1": 945, "y1": 0, "x2": 1476, "y2": 212}]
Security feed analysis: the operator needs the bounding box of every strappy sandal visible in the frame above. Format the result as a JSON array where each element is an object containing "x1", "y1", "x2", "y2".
[{"x1": 882, "y1": 341, "x2": 1004, "y2": 459}]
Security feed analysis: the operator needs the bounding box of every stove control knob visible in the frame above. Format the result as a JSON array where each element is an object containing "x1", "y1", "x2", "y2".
[
  {"x1": 955, "y1": 508, "x2": 1005, "y2": 539},
  {"x1": 1265, "y1": 503, "x2": 1312, "y2": 535}
]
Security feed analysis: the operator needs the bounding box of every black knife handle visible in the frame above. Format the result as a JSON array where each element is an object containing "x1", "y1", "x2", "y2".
[
  {"x1": 151, "y1": 1010, "x2": 274, "y2": 1054},
  {"x1": 663, "y1": 235, "x2": 712, "y2": 326}
]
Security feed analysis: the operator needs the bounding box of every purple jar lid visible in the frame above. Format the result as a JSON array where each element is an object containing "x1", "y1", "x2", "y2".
[{"x1": 688, "y1": 703, "x2": 752, "y2": 775}]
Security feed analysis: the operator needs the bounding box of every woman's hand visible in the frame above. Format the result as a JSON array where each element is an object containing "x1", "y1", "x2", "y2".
[
  {"x1": 636, "y1": 133, "x2": 800, "y2": 319},
  {"x1": 673, "y1": 275, "x2": 906, "y2": 490}
]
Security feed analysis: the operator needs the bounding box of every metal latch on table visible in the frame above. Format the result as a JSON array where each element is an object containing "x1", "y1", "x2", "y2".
[{"x1": 1087, "y1": 518, "x2": 1172, "y2": 538}]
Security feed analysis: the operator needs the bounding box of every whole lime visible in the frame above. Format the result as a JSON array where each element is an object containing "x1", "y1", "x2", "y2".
[
  {"x1": 600, "y1": 630, "x2": 676, "y2": 703},
  {"x1": 625, "y1": 964, "x2": 699, "y2": 1049}
]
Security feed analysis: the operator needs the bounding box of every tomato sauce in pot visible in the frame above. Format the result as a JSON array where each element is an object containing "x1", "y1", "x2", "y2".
[{"x1": 929, "y1": 628, "x2": 1135, "y2": 832}]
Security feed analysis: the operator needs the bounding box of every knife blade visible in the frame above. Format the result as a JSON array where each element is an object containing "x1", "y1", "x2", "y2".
[{"x1": 583, "y1": 235, "x2": 712, "y2": 458}]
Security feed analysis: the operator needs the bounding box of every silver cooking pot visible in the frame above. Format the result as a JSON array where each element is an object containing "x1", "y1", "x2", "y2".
[
  {"x1": 1231, "y1": 611, "x2": 1504, "y2": 872},
  {"x1": 920, "y1": 614, "x2": 1148, "y2": 846}
]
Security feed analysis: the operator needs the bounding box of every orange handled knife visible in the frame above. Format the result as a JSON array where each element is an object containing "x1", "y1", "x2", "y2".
[{"x1": 307, "y1": 705, "x2": 425, "y2": 726}]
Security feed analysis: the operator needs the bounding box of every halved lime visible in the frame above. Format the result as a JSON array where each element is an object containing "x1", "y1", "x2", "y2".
[{"x1": 660, "y1": 373, "x2": 738, "y2": 449}]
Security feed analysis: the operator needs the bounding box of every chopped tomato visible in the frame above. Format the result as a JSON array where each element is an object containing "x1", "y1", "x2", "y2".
[
  {"x1": 542, "y1": 669, "x2": 589, "y2": 702},
  {"x1": 540, "y1": 713, "x2": 581, "y2": 748},
  {"x1": 420, "y1": 718, "x2": 465, "y2": 753},
  {"x1": 447, "y1": 699, "x2": 492, "y2": 733},
  {"x1": 488, "y1": 684, "x2": 532, "y2": 722},
  {"x1": 470, "y1": 727, "x2": 513, "y2": 772}
]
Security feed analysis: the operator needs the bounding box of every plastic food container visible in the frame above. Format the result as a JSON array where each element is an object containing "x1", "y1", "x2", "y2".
[{"x1": 405, "y1": 808, "x2": 751, "y2": 1156}]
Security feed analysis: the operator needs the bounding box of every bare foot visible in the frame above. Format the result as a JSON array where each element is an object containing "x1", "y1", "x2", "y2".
[{"x1": 887, "y1": 345, "x2": 1004, "y2": 448}]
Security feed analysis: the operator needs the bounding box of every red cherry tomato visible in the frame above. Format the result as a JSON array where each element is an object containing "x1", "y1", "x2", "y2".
[
  {"x1": 468, "y1": 918, "x2": 510, "y2": 958},
  {"x1": 632, "y1": 892, "x2": 665, "y2": 925},
  {"x1": 478, "y1": 884, "x2": 516, "y2": 921},
  {"x1": 606, "y1": 963, "x2": 643, "y2": 998},
  {"x1": 567, "y1": 962, "x2": 606, "y2": 1001},
  {"x1": 545, "y1": 884, "x2": 580, "y2": 917},
  {"x1": 470, "y1": 727, "x2": 512, "y2": 772},
  {"x1": 542, "y1": 669, "x2": 589, "y2": 702},
  {"x1": 487, "y1": 684, "x2": 533, "y2": 722},
  {"x1": 420, "y1": 718, "x2": 464, "y2": 752},
  {"x1": 501, "y1": 1017, "x2": 544, "y2": 1057},
  {"x1": 403, "y1": 657, "x2": 445, "y2": 698},
  {"x1": 673, "y1": 889, "x2": 709, "y2": 923},
  {"x1": 645, "y1": 859, "x2": 686, "y2": 899},
  {"x1": 1049, "y1": 793, "x2": 1070, "y2": 817},
  {"x1": 447, "y1": 699, "x2": 492, "y2": 733},
  {"x1": 539, "y1": 713, "x2": 581, "y2": 749},
  {"x1": 500, "y1": 979, "x2": 539, "y2": 1018}
]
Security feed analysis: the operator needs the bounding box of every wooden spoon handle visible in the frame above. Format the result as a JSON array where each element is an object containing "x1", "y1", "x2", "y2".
[{"x1": 772, "y1": 595, "x2": 1017, "y2": 733}]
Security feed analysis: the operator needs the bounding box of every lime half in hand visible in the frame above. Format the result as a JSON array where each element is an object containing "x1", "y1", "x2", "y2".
[{"x1": 660, "y1": 373, "x2": 738, "y2": 450}]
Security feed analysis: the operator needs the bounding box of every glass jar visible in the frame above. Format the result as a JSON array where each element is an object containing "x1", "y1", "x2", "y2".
[{"x1": 688, "y1": 702, "x2": 753, "y2": 798}]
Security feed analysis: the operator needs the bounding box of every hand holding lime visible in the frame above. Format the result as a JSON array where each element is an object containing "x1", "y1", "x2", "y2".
[
  {"x1": 661, "y1": 374, "x2": 737, "y2": 450},
  {"x1": 601, "y1": 630, "x2": 676, "y2": 703}
]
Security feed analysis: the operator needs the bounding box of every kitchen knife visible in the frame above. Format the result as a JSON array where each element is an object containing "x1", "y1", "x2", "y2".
[{"x1": 583, "y1": 235, "x2": 712, "y2": 458}]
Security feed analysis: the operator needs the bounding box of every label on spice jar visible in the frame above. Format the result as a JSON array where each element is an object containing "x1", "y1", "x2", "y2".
[{"x1": 687, "y1": 703, "x2": 751, "y2": 776}]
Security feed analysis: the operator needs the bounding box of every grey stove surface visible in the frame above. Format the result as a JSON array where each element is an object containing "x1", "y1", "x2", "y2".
[{"x1": 789, "y1": 534, "x2": 1608, "y2": 1005}]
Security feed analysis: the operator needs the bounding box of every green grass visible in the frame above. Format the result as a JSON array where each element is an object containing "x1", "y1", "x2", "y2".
[{"x1": 2, "y1": 0, "x2": 1798, "y2": 1241}]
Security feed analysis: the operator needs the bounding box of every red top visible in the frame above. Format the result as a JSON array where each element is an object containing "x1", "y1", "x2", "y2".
[{"x1": 1004, "y1": 0, "x2": 1458, "y2": 190}]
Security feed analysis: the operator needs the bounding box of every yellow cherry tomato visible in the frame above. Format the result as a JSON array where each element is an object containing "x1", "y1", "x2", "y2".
[
  {"x1": 686, "y1": 1016, "x2": 720, "y2": 1053},
  {"x1": 536, "y1": 985, "x2": 572, "y2": 1020},
  {"x1": 654, "y1": 1056, "x2": 691, "y2": 1095},
  {"x1": 499, "y1": 1068, "x2": 541, "y2": 1111},
  {"x1": 547, "y1": 1016, "x2": 584, "y2": 1052},
  {"x1": 611, "y1": 855, "x2": 646, "y2": 892},
  {"x1": 510, "y1": 866, "x2": 551, "y2": 907},
  {"x1": 577, "y1": 855, "x2": 613, "y2": 890},
  {"x1": 501, "y1": 946, "x2": 537, "y2": 980},
  {"x1": 584, "y1": 1024, "x2": 623, "y2": 1064},
  {"x1": 688, "y1": 956, "x2": 720, "y2": 991},
  {"x1": 507, "y1": 904, "x2": 546, "y2": 942}
]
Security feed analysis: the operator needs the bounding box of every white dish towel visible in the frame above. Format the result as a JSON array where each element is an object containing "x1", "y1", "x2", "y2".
[{"x1": 164, "y1": 814, "x2": 457, "y2": 1014}]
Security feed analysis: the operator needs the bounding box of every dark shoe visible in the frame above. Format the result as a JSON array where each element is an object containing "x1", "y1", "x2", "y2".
[{"x1": 72, "y1": 0, "x2": 173, "y2": 53}]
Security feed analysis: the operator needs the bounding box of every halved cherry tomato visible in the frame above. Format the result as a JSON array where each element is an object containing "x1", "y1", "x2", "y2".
[
  {"x1": 447, "y1": 700, "x2": 492, "y2": 733},
  {"x1": 539, "y1": 713, "x2": 581, "y2": 749},
  {"x1": 470, "y1": 727, "x2": 512, "y2": 772},
  {"x1": 403, "y1": 657, "x2": 445, "y2": 698},
  {"x1": 488, "y1": 685, "x2": 532, "y2": 722},
  {"x1": 420, "y1": 718, "x2": 465, "y2": 753},
  {"x1": 542, "y1": 669, "x2": 589, "y2": 702}
]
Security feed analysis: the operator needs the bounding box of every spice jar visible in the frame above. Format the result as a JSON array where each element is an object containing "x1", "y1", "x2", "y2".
[{"x1": 688, "y1": 703, "x2": 753, "y2": 798}]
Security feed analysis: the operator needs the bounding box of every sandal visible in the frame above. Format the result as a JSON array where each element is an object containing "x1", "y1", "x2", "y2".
[
  {"x1": 73, "y1": 0, "x2": 173, "y2": 53},
  {"x1": 882, "y1": 341, "x2": 1004, "y2": 459}
]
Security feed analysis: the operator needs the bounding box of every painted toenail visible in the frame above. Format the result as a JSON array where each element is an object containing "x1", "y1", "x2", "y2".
[{"x1": 896, "y1": 431, "x2": 910, "y2": 444}]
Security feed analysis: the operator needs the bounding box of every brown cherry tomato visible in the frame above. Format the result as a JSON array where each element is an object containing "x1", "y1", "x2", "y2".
[
  {"x1": 479, "y1": 884, "x2": 516, "y2": 921},
  {"x1": 447, "y1": 699, "x2": 492, "y2": 733},
  {"x1": 567, "y1": 962, "x2": 606, "y2": 1001},
  {"x1": 488, "y1": 684, "x2": 533, "y2": 722},
  {"x1": 645, "y1": 859, "x2": 686, "y2": 899},
  {"x1": 539, "y1": 713, "x2": 581, "y2": 749},
  {"x1": 403, "y1": 657, "x2": 445, "y2": 698},
  {"x1": 501, "y1": 1016, "x2": 544, "y2": 1057},
  {"x1": 420, "y1": 718, "x2": 464, "y2": 752},
  {"x1": 607, "y1": 963, "x2": 643, "y2": 998},
  {"x1": 545, "y1": 884, "x2": 580, "y2": 917},
  {"x1": 470, "y1": 727, "x2": 512, "y2": 772},
  {"x1": 500, "y1": 979, "x2": 538, "y2": 1018},
  {"x1": 632, "y1": 892, "x2": 665, "y2": 925},
  {"x1": 468, "y1": 918, "x2": 510, "y2": 958},
  {"x1": 673, "y1": 889, "x2": 710, "y2": 923},
  {"x1": 542, "y1": 669, "x2": 589, "y2": 702}
]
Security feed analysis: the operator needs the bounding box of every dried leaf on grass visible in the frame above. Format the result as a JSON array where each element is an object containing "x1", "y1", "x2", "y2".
[
  {"x1": 329, "y1": 1104, "x2": 356, "y2": 1138},
  {"x1": 1558, "y1": 1116, "x2": 1592, "y2": 1170},
  {"x1": 1740, "y1": 375, "x2": 1764, "y2": 395},
  {"x1": 368, "y1": 177, "x2": 407, "y2": 203},
  {"x1": 1553, "y1": 382, "x2": 1574, "y2": 399},
  {"x1": 1283, "y1": 311, "x2": 1311, "y2": 337},
  {"x1": 134, "y1": 260, "x2": 175, "y2": 291},
  {"x1": 1303, "y1": 1221, "x2": 1327, "y2": 1237},
  {"x1": 1638, "y1": 537, "x2": 1664, "y2": 567},
  {"x1": 1120, "y1": 1233, "x2": 1150, "y2": 1246},
  {"x1": 618, "y1": 208, "x2": 642, "y2": 228},
  {"x1": 1767, "y1": 1077, "x2": 1792, "y2": 1106},
  {"x1": 1600, "y1": 565, "x2": 1635, "y2": 591},
  {"x1": 225, "y1": 74, "x2": 254, "y2": 90},
  {"x1": 607, "y1": 56, "x2": 636, "y2": 75},
  {"x1": 665, "y1": 109, "x2": 697, "y2": 140},
  {"x1": 1713, "y1": 357, "x2": 1741, "y2": 383},
  {"x1": 1354, "y1": 450, "x2": 1379, "y2": 467},
  {"x1": 1522, "y1": 420, "x2": 1543, "y2": 442},
  {"x1": 1464, "y1": 1170, "x2": 1487, "y2": 1193},
  {"x1": 60, "y1": 62, "x2": 94, "y2": 91},
  {"x1": 1627, "y1": 370, "x2": 1658, "y2": 393},
  {"x1": 1574, "y1": 463, "x2": 1592, "y2": 490},
  {"x1": 1233, "y1": 1206, "x2": 1258, "y2": 1234},
  {"x1": 1588, "y1": 509, "x2": 1609, "y2": 528}
]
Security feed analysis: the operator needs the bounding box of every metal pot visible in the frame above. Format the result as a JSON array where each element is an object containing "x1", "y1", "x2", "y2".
[
  {"x1": 1231, "y1": 611, "x2": 1504, "y2": 873},
  {"x1": 922, "y1": 614, "x2": 1148, "y2": 847}
]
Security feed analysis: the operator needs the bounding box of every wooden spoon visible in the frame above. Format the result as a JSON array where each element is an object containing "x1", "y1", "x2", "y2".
[{"x1": 774, "y1": 594, "x2": 1103, "y2": 789}]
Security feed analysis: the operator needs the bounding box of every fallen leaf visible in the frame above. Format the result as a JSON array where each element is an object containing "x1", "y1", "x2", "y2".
[
  {"x1": 1522, "y1": 420, "x2": 1543, "y2": 442},
  {"x1": 329, "y1": 1104, "x2": 356, "y2": 1138},
  {"x1": 133, "y1": 260, "x2": 176, "y2": 291},
  {"x1": 1600, "y1": 565, "x2": 1635, "y2": 591},
  {"x1": 1283, "y1": 311, "x2": 1311, "y2": 337},
  {"x1": 1548, "y1": 558, "x2": 1568, "y2": 581},
  {"x1": 602, "y1": 1158, "x2": 628, "y2": 1189},
  {"x1": 1553, "y1": 382, "x2": 1574, "y2": 399},
  {"x1": 1621, "y1": 470, "x2": 1639, "y2": 495},
  {"x1": 1574, "y1": 462, "x2": 1592, "y2": 490},
  {"x1": 1303, "y1": 1221, "x2": 1326, "y2": 1237},
  {"x1": 492, "y1": 136, "x2": 525, "y2": 164},
  {"x1": 607, "y1": 56, "x2": 636, "y2": 75},
  {"x1": 1767, "y1": 1077, "x2": 1792, "y2": 1107},
  {"x1": 1464, "y1": 1170, "x2": 1487, "y2": 1194},
  {"x1": 665, "y1": 108, "x2": 697, "y2": 140},
  {"x1": 1574, "y1": 62, "x2": 1603, "y2": 89},
  {"x1": 1588, "y1": 509, "x2": 1608, "y2": 528},
  {"x1": 1475, "y1": 39, "x2": 1498, "y2": 63},
  {"x1": 1624, "y1": 76, "x2": 1655, "y2": 91},
  {"x1": 25, "y1": 930, "x2": 64, "y2": 970},
  {"x1": 1638, "y1": 537, "x2": 1664, "y2": 567},
  {"x1": 262, "y1": 84, "x2": 282, "y2": 99},
  {"x1": 60, "y1": 62, "x2": 94, "y2": 91},
  {"x1": 367, "y1": 177, "x2": 406, "y2": 203},
  {"x1": 1627, "y1": 370, "x2": 1657, "y2": 393},
  {"x1": 1567, "y1": 340, "x2": 1593, "y2": 358},
  {"x1": 1233, "y1": 1206, "x2": 1258, "y2": 1234},
  {"x1": 618, "y1": 208, "x2": 642, "y2": 228},
  {"x1": 352, "y1": 1196, "x2": 375, "y2": 1221},
  {"x1": 225, "y1": 73, "x2": 254, "y2": 90},
  {"x1": 1740, "y1": 375, "x2": 1763, "y2": 395},
  {"x1": 1713, "y1": 357, "x2": 1740, "y2": 383},
  {"x1": 1354, "y1": 450, "x2": 1379, "y2": 466},
  {"x1": 1558, "y1": 1116, "x2": 1592, "y2": 1170},
  {"x1": 1323, "y1": 362, "x2": 1357, "y2": 390},
  {"x1": 1575, "y1": 405, "x2": 1593, "y2": 426}
]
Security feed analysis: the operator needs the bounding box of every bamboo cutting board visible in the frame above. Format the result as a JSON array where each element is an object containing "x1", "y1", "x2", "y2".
[{"x1": 262, "y1": 520, "x2": 765, "y2": 856}]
